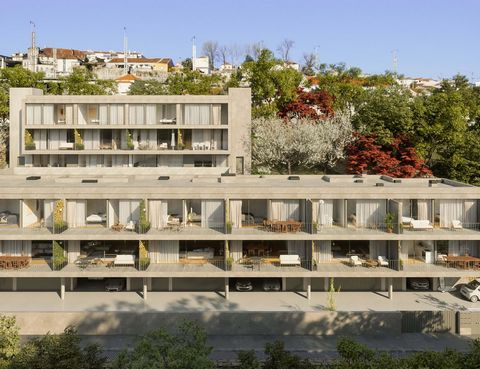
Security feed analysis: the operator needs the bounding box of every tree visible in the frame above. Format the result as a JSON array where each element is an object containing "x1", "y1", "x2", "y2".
[
  {"x1": 202, "y1": 41, "x2": 219, "y2": 70},
  {"x1": 59, "y1": 67, "x2": 117, "y2": 95},
  {"x1": 278, "y1": 88, "x2": 334, "y2": 120},
  {"x1": 277, "y1": 39, "x2": 295, "y2": 62},
  {"x1": 181, "y1": 58, "x2": 193, "y2": 71},
  {"x1": 128, "y1": 79, "x2": 167, "y2": 95},
  {"x1": 264, "y1": 341, "x2": 315, "y2": 369},
  {"x1": 10, "y1": 327, "x2": 105, "y2": 369},
  {"x1": 218, "y1": 45, "x2": 228, "y2": 66},
  {"x1": 112, "y1": 321, "x2": 214, "y2": 369},
  {"x1": 347, "y1": 133, "x2": 432, "y2": 178},
  {"x1": 0, "y1": 315, "x2": 19, "y2": 368},
  {"x1": 301, "y1": 52, "x2": 318, "y2": 76},
  {"x1": 252, "y1": 114, "x2": 353, "y2": 174},
  {"x1": 237, "y1": 350, "x2": 262, "y2": 369}
]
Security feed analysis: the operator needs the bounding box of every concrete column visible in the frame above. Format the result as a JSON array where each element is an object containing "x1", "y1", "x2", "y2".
[
  {"x1": 126, "y1": 278, "x2": 131, "y2": 291},
  {"x1": 69, "y1": 278, "x2": 75, "y2": 291},
  {"x1": 168, "y1": 277, "x2": 173, "y2": 292},
  {"x1": 388, "y1": 278, "x2": 393, "y2": 300},
  {"x1": 147, "y1": 277, "x2": 152, "y2": 291},
  {"x1": 306, "y1": 278, "x2": 311, "y2": 301},
  {"x1": 324, "y1": 277, "x2": 329, "y2": 291},
  {"x1": 60, "y1": 278, "x2": 65, "y2": 300},
  {"x1": 401, "y1": 278, "x2": 407, "y2": 291},
  {"x1": 143, "y1": 278, "x2": 148, "y2": 300},
  {"x1": 12, "y1": 277, "x2": 17, "y2": 291},
  {"x1": 381, "y1": 277, "x2": 386, "y2": 291},
  {"x1": 225, "y1": 277, "x2": 229, "y2": 300},
  {"x1": 282, "y1": 277, "x2": 287, "y2": 291},
  {"x1": 432, "y1": 278, "x2": 438, "y2": 291}
]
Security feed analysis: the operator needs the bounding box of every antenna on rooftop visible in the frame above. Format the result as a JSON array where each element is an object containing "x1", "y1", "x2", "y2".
[
  {"x1": 392, "y1": 49, "x2": 398, "y2": 75},
  {"x1": 192, "y1": 36, "x2": 196, "y2": 71},
  {"x1": 123, "y1": 26, "x2": 128, "y2": 74},
  {"x1": 29, "y1": 20, "x2": 37, "y2": 72}
]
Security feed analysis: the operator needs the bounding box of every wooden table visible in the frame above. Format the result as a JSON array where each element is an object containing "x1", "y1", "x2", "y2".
[
  {"x1": 445, "y1": 256, "x2": 480, "y2": 269},
  {"x1": 267, "y1": 220, "x2": 303, "y2": 233},
  {"x1": 362, "y1": 259, "x2": 378, "y2": 268},
  {"x1": 0, "y1": 256, "x2": 31, "y2": 269}
]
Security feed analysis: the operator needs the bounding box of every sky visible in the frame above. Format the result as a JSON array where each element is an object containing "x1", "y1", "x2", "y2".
[{"x1": 1, "y1": 0, "x2": 479, "y2": 81}]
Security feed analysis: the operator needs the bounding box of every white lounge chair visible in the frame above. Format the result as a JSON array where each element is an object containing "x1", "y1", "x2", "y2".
[
  {"x1": 410, "y1": 219, "x2": 433, "y2": 230},
  {"x1": 114, "y1": 254, "x2": 135, "y2": 266},
  {"x1": 451, "y1": 220, "x2": 463, "y2": 230},
  {"x1": 125, "y1": 220, "x2": 136, "y2": 231},
  {"x1": 279, "y1": 254, "x2": 301, "y2": 266},
  {"x1": 350, "y1": 255, "x2": 362, "y2": 267},
  {"x1": 377, "y1": 256, "x2": 389, "y2": 267}
]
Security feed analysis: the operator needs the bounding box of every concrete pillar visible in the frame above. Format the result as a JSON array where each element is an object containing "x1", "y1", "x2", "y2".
[
  {"x1": 381, "y1": 277, "x2": 386, "y2": 291},
  {"x1": 388, "y1": 278, "x2": 393, "y2": 300},
  {"x1": 143, "y1": 278, "x2": 148, "y2": 300},
  {"x1": 432, "y1": 278, "x2": 438, "y2": 291},
  {"x1": 69, "y1": 278, "x2": 75, "y2": 291},
  {"x1": 324, "y1": 277, "x2": 329, "y2": 291},
  {"x1": 282, "y1": 277, "x2": 287, "y2": 291},
  {"x1": 147, "y1": 277, "x2": 152, "y2": 291},
  {"x1": 306, "y1": 278, "x2": 311, "y2": 301},
  {"x1": 12, "y1": 277, "x2": 17, "y2": 291},
  {"x1": 168, "y1": 277, "x2": 173, "y2": 292},
  {"x1": 225, "y1": 277, "x2": 229, "y2": 300},
  {"x1": 60, "y1": 277, "x2": 65, "y2": 300},
  {"x1": 126, "y1": 278, "x2": 131, "y2": 291},
  {"x1": 401, "y1": 277, "x2": 407, "y2": 291}
]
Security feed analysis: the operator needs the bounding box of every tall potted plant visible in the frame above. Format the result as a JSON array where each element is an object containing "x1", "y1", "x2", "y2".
[
  {"x1": 74, "y1": 129, "x2": 84, "y2": 150},
  {"x1": 24, "y1": 130, "x2": 35, "y2": 150},
  {"x1": 385, "y1": 212, "x2": 395, "y2": 233}
]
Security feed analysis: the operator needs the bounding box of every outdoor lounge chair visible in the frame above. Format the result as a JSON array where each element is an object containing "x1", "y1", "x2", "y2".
[
  {"x1": 350, "y1": 255, "x2": 362, "y2": 267},
  {"x1": 125, "y1": 220, "x2": 136, "y2": 231},
  {"x1": 451, "y1": 220, "x2": 463, "y2": 230},
  {"x1": 377, "y1": 256, "x2": 389, "y2": 267},
  {"x1": 410, "y1": 219, "x2": 433, "y2": 230}
]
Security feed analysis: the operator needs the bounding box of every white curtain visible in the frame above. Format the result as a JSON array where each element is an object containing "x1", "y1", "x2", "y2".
[
  {"x1": 401, "y1": 200, "x2": 412, "y2": 217},
  {"x1": 465, "y1": 200, "x2": 478, "y2": 225},
  {"x1": 129, "y1": 104, "x2": 144, "y2": 125},
  {"x1": 417, "y1": 200, "x2": 430, "y2": 220},
  {"x1": 229, "y1": 200, "x2": 242, "y2": 228},
  {"x1": 149, "y1": 200, "x2": 168, "y2": 229},
  {"x1": 118, "y1": 200, "x2": 140, "y2": 224},
  {"x1": 110, "y1": 105, "x2": 124, "y2": 125},
  {"x1": 107, "y1": 200, "x2": 118, "y2": 228},
  {"x1": 211, "y1": 104, "x2": 221, "y2": 125},
  {"x1": 26, "y1": 105, "x2": 35, "y2": 125},
  {"x1": 48, "y1": 130, "x2": 59, "y2": 150},
  {"x1": 99, "y1": 104, "x2": 108, "y2": 125},
  {"x1": 78, "y1": 106, "x2": 87, "y2": 125},
  {"x1": 22, "y1": 199, "x2": 39, "y2": 227},
  {"x1": 149, "y1": 240, "x2": 179, "y2": 263},
  {"x1": 44, "y1": 200, "x2": 55, "y2": 227},
  {"x1": 27, "y1": 105, "x2": 42, "y2": 125},
  {"x1": 145, "y1": 104, "x2": 157, "y2": 125},
  {"x1": 68, "y1": 241, "x2": 80, "y2": 263},
  {"x1": 0, "y1": 241, "x2": 31, "y2": 256},
  {"x1": 314, "y1": 240, "x2": 331, "y2": 262},
  {"x1": 439, "y1": 200, "x2": 463, "y2": 227},
  {"x1": 287, "y1": 240, "x2": 305, "y2": 259},
  {"x1": 66, "y1": 200, "x2": 86, "y2": 227},
  {"x1": 318, "y1": 200, "x2": 334, "y2": 226},
  {"x1": 201, "y1": 200, "x2": 224, "y2": 229},
  {"x1": 184, "y1": 104, "x2": 211, "y2": 125},
  {"x1": 43, "y1": 104, "x2": 54, "y2": 124},
  {"x1": 229, "y1": 241, "x2": 243, "y2": 262},
  {"x1": 269, "y1": 200, "x2": 300, "y2": 221},
  {"x1": 148, "y1": 129, "x2": 157, "y2": 148},
  {"x1": 355, "y1": 199, "x2": 386, "y2": 227},
  {"x1": 369, "y1": 240, "x2": 387, "y2": 259},
  {"x1": 33, "y1": 130, "x2": 47, "y2": 150}
]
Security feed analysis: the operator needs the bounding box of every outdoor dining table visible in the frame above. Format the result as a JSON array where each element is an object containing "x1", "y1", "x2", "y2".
[
  {"x1": 445, "y1": 255, "x2": 480, "y2": 269},
  {"x1": 0, "y1": 256, "x2": 31, "y2": 269},
  {"x1": 269, "y1": 220, "x2": 302, "y2": 233}
]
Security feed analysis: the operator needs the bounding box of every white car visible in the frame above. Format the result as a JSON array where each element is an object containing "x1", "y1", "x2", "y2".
[{"x1": 460, "y1": 279, "x2": 480, "y2": 302}]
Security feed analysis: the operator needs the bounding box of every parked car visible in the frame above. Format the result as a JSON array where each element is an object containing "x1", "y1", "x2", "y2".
[
  {"x1": 262, "y1": 279, "x2": 281, "y2": 292},
  {"x1": 408, "y1": 278, "x2": 430, "y2": 290},
  {"x1": 460, "y1": 279, "x2": 480, "y2": 302},
  {"x1": 105, "y1": 278, "x2": 125, "y2": 292},
  {"x1": 235, "y1": 279, "x2": 253, "y2": 292}
]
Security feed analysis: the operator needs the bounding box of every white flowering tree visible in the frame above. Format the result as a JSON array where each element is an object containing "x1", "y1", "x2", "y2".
[{"x1": 252, "y1": 113, "x2": 353, "y2": 174}]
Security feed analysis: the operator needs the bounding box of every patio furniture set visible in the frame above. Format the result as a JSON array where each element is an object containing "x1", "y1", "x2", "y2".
[
  {"x1": 0, "y1": 256, "x2": 31, "y2": 269},
  {"x1": 350, "y1": 255, "x2": 389, "y2": 268},
  {"x1": 263, "y1": 220, "x2": 303, "y2": 233}
]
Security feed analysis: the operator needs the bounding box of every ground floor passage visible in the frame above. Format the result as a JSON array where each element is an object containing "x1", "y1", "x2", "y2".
[{"x1": 0, "y1": 276, "x2": 470, "y2": 301}]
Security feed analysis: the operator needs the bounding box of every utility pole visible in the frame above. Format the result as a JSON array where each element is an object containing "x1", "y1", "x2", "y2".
[
  {"x1": 123, "y1": 27, "x2": 128, "y2": 74},
  {"x1": 192, "y1": 36, "x2": 196, "y2": 71},
  {"x1": 29, "y1": 21, "x2": 37, "y2": 72}
]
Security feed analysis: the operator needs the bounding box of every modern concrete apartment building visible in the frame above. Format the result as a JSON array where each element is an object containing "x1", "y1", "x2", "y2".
[{"x1": 1, "y1": 87, "x2": 480, "y2": 300}]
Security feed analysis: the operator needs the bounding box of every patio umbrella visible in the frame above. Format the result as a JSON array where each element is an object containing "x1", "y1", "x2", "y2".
[{"x1": 170, "y1": 131, "x2": 176, "y2": 149}]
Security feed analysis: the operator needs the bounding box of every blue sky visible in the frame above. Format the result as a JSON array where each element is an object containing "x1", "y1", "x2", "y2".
[{"x1": 1, "y1": 0, "x2": 479, "y2": 80}]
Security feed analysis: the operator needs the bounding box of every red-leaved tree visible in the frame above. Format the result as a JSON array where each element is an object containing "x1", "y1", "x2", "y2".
[
  {"x1": 347, "y1": 133, "x2": 432, "y2": 178},
  {"x1": 279, "y1": 88, "x2": 335, "y2": 120}
]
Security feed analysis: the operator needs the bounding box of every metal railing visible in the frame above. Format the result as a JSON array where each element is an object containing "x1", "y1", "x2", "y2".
[
  {"x1": 51, "y1": 221, "x2": 69, "y2": 234},
  {"x1": 233, "y1": 259, "x2": 312, "y2": 272}
]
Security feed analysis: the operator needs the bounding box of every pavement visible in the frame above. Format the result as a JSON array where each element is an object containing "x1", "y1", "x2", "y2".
[{"x1": 0, "y1": 290, "x2": 476, "y2": 312}]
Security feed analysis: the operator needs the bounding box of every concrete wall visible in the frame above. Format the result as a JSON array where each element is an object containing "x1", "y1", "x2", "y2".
[
  {"x1": 173, "y1": 278, "x2": 224, "y2": 291},
  {"x1": 17, "y1": 277, "x2": 60, "y2": 291},
  {"x1": 8, "y1": 311, "x2": 402, "y2": 336},
  {"x1": 152, "y1": 278, "x2": 169, "y2": 291},
  {"x1": 0, "y1": 278, "x2": 13, "y2": 291}
]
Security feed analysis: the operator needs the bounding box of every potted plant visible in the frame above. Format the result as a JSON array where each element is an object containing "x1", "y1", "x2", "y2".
[
  {"x1": 126, "y1": 129, "x2": 134, "y2": 150},
  {"x1": 385, "y1": 212, "x2": 395, "y2": 233},
  {"x1": 139, "y1": 240, "x2": 150, "y2": 270},
  {"x1": 52, "y1": 241, "x2": 66, "y2": 270},
  {"x1": 53, "y1": 200, "x2": 68, "y2": 233},
  {"x1": 226, "y1": 256, "x2": 234, "y2": 271},
  {"x1": 226, "y1": 221, "x2": 233, "y2": 234},
  {"x1": 138, "y1": 200, "x2": 151, "y2": 233},
  {"x1": 312, "y1": 222, "x2": 318, "y2": 234},
  {"x1": 24, "y1": 130, "x2": 36, "y2": 150},
  {"x1": 177, "y1": 129, "x2": 184, "y2": 150},
  {"x1": 74, "y1": 129, "x2": 84, "y2": 150}
]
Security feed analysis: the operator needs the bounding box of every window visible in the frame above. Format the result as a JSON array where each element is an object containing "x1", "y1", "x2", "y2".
[{"x1": 236, "y1": 157, "x2": 244, "y2": 175}]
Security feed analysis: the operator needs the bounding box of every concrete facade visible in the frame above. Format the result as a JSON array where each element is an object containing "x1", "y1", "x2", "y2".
[{"x1": 1, "y1": 88, "x2": 480, "y2": 301}]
